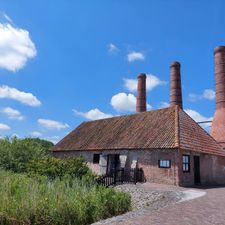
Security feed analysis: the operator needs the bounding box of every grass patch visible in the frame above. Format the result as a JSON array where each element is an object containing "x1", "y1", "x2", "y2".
[{"x1": 0, "y1": 170, "x2": 131, "y2": 225}]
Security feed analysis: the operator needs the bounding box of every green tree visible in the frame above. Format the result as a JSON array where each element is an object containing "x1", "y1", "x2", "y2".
[{"x1": 0, "y1": 137, "x2": 53, "y2": 173}]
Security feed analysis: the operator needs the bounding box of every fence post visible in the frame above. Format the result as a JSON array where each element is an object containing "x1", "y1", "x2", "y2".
[
  {"x1": 121, "y1": 168, "x2": 124, "y2": 184},
  {"x1": 134, "y1": 169, "x2": 137, "y2": 184},
  {"x1": 113, "y1": 169, "x2": 116, "y2": 185}
]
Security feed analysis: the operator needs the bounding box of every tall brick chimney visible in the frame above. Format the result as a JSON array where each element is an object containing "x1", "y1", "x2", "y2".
[
  {"x1": 211, "y1": 46, "x2": 225, "y2": 148},
  {"x1": 136, "y1": 73, "x2": 147, "y2": 113},
  {"x1": 170, "y1": 61, "x2": 183, "y2": 109}
]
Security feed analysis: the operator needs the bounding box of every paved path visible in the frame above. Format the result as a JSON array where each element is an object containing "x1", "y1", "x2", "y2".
[{"x1": 110, "y1": 184, "x2": 225, "y2": 225}]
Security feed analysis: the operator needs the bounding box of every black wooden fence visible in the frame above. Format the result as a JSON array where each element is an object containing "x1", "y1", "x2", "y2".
[{"x1": 97, "y1": 168, "x2": 144, "y2": 187}]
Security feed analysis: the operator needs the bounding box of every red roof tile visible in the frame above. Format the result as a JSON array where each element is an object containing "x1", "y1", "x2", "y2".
[
  {"x1": 53, "y1": 106, "x2": 225, "y2": 156},
  {"x1": 178, "y1": 109, "x2": 225, "y2": 156}
]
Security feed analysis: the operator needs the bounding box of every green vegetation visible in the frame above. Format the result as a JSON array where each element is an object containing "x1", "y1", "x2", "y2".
[
  {"x1": 0, "y1": 170, "x2": 131, "y2": 225},
  {"x1": 0, "y1": 138, "x2": 131, "y2": 224},
  {"x1": 0, "y1": 137, "x2": 53, "y2": 173},
  {"x1": 0, "y1": 137, "x2": 94, "y2": 180},
  {"x1": 27, "y1": 157, "x2": 94, "y2": 180}
]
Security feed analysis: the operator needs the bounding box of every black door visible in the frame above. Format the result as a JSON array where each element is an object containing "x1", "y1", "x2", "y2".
[
  {"x1": 114, "y1": 154, "x2": 120, "y2": 170},
  {"x1": 107, "y1": 154, "x2": 120, "y2": 173},
  {"x1": 194, "y1": 156, "x2": 201, "y2": 185}
]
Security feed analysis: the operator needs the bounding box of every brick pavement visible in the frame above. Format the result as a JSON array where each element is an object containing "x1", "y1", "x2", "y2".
[{"x1": 109, "y1": 184, "x2": 225, "y2": 225}]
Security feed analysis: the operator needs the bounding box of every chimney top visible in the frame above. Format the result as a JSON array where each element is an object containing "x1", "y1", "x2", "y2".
[
  {"x1": 170, "y1": 61, "x2": 180, "y2": 67},
  {"x1": 137, "y1": 73, "x2": 147, "y2": 79},
  {"x1": 214, "y1": 46, "x2": 225, "y2": 54}
]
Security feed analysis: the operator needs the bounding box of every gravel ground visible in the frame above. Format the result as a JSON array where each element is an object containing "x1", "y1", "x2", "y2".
[
  {"x1": 115, "y1": 183, "x2": 182, "y2": 211},
  {"x1": 92, "y1": 183, "x2": 183, "y2": 225}
]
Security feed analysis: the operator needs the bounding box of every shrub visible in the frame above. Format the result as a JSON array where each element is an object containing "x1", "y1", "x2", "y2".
[
  {"x1": 0, "y1": 138, "x2": 53, "y2": 173},
  {"x1": 27, "y1": 157, "x2": 95, "y2": 181},
  {"x1": 0, "y1": 170, "x2": 131, "y2": 225}
]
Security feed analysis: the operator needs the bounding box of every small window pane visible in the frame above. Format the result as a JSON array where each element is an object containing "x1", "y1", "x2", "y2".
[
  {"x1": 159, "y1": 160, "x2": 171, "y2": 168},
  {"x1": 166, "y1": 161, "x2": 169, "y2": 167},
  {"x1": 160, "y1": 161, "x2": 163, "y2": 167},
  {"x1": 93, "y1": 154, "x2": 100, "y2": 164},
  {"x1": 186, "y1": 156, "x2": 188, "y2": 163},
  {"x1": 182, "y1": 155, "x2": 190, "y2": 172}
]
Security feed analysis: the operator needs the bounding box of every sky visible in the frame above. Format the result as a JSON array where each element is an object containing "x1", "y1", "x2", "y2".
[{"x1": 0, "y1": 0, "x2": 225, "y2": 143}]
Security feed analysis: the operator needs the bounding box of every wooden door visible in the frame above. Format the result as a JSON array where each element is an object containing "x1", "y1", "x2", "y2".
[{"x1": 194, "y1": 156, "x2": 201, "y2": 185}]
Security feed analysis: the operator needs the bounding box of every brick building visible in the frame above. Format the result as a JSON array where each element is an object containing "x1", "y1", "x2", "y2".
[{"x1": 52, "y1": 46, "x2": 225, "y2": 186}]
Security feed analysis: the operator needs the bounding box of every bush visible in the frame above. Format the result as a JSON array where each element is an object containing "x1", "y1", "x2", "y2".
[
  {"x1": 0, "y1": 137, "x2": 95, "y2": 182},
  {"x1": 27, "y1": 157, "x2": 95, "y2": 180},
  {"x1": 0, "y1": 138, "x2": 53, "y2": 173},
  {"x1": 0, "y1": 170, "x2": 131, "y2": 225}
]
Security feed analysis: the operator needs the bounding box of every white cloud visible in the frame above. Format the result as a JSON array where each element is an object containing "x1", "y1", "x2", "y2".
[
  {"x1": 202, "y1": 89, "x2": 215, "y2": 100},
  {"x1": 30, "y1": 131, "x2": 42, "y2": 137},
  {"x1": 108, "y1": 43, "x2": 119, "y2": 54},
  {"x1": 127, "y1": 51, "x2": 145, "y2": 62},
  {"x1": 160, "y1": 101, "x2": 169, "y2": 108},
  {"x1": 188, "y1": 93, "x2": 200, "y2": 102},
  {"x1": 146, "y1": 104, "x2": 152, "y2": 110},
  {"x1": 111, "y1": 92, "x2": 136, "y2": 112},
  {"x1": 46, "y1": 136, "x2": 60, "y2": 144},
  {"x1": 74, "y1": 108, "x2": 113, "y2": 120},
  {"x1": 123, "y1": 78, "x2": 137, "y2": 92},
  {"x1": 0, "y1": 22, "x2": 36, "y2": 71},
  {"x1": 38, "y1": 119, "x2": 69, "y2": 130},
  {"x1": 0, "y1": 85, "x2": 41, "y2": 106},
  {"x1": 111, "y1": 92, "x2": 151, "y2": 113},
  {"x1": 0, "y1": 123, "x2": 10, "y2": 130},
  {"x1": 0, "y1": 107, "x2": 24, "y2": 120},
  {"x1": 188, "y1": 89, "x2": 215, "y2": 102},
  {"x1": 185, "y1": 109, "x2": 213, "y2": 129},
  {"x1": 3, "y1": 13, "x2": 13, "y2": 23},
  {"x1": 124, "y1": 74, "x2": 166, "y2": 92}
]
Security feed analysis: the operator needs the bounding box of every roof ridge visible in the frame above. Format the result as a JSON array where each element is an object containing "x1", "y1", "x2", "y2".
[
  {"x1": 174, "y1": 105, "x2": 180, "y2": 148},
  {"x1": 78, "y1": 107, "x2": 174, "y2": 124}
]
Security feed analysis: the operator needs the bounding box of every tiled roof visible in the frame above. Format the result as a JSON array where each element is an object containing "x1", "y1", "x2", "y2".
[
  {"x1": 53, "y1": 106, "x2": 225, "y2": 156},
  {"x1": 178, "y1": 108, "x2": 225, "y2": 156}
]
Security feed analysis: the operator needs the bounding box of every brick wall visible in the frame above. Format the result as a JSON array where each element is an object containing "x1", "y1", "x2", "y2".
[
  {"x1": 179, "y1": 150, "x2": 225, "y2": 186},
  {"x1": 136, "y1": 149, "x2": 179, "y2": 185},
  {"x1": 53, "y1": 149, "x2": 179, "y2": 185},
  {"x1": 201, "y1": 153, "x2": 225, "y2": 185},
  {"x1": 53, "y1": 149, "x2": 225, "y2": 186}
]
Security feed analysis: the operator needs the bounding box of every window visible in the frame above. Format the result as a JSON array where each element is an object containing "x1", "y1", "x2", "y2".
[
  {"x1": 183, "y1": 155, "x2": 190, "y2": 172},
  {"x1": 93, "y1": 154, "x2": 100, "y2": 164},
  {"x1": 158, "y1": 160, "x2": 171, "y2": 168}
]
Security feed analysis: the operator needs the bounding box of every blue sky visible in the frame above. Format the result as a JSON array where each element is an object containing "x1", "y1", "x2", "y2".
[{"x1": 0, "y1": 0, "x2": 224, "y2": 143}]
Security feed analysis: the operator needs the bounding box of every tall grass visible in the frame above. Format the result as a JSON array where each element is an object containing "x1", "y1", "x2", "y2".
[{"x1": 0, "y1": 170, "x2": 131, "y2": 225}]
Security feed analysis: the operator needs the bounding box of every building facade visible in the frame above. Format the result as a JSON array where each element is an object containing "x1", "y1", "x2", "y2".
[
  {"x1": 52, "y1": 46, "x2": 225, "y2": 186},
  {"x1": 53, "y1": 106, "x2": 225, "y2": 186}
]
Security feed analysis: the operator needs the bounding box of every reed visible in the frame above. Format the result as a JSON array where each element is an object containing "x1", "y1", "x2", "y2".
[{"x1": 0, "y1": 170, "x2": 131, "y2": 225}]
